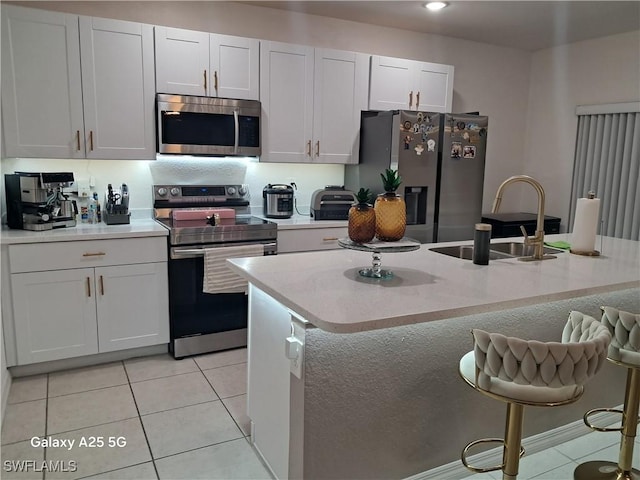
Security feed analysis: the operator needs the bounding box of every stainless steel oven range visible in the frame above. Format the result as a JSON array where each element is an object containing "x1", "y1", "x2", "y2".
[{"x1": 153, "y1": 184, "x2": 277, "y2": 359}]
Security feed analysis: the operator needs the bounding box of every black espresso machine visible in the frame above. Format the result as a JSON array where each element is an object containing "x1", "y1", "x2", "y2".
[{"x1": 5, "y1": 172, "x2": 77, "y2": 231}]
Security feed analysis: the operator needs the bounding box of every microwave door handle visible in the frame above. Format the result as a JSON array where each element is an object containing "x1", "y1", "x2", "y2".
[{"x1": 233, "y1": 109, "x2": 239, "y2": 154}]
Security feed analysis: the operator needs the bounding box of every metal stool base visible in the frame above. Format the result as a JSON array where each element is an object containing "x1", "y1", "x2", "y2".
[
  {"x1": 461, "y1": 437, "x2": 525, "y2": 474},
  {"x1": 574, "y1": 461, "x2": 640, "y2": 480}
]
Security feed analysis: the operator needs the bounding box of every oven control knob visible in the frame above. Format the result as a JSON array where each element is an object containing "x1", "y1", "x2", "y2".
[
  {"x1": 238, "y1": 185, "x2": 247, "y2": 196},
  {"x1": 170, "y1": 187, "x2": 180, "y2": 196},
  {"x1": 157, "y1": 187, "x2": 168, "y2": 197},
  {"x1": 227, "y1": 186, "x2": 237, "y2": 196}
]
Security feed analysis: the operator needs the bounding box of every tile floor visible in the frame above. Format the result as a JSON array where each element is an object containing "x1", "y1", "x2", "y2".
[
  {"x1": 1, "y1": 348, "x2": 636, "y2": 480},
  {"x1": 1, "y1": 348, "x2": 272, "y2": 480}
]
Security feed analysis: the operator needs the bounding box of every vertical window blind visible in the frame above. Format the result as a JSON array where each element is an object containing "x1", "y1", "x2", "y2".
[{"x1": 569, "y1": 103, "x2": 639, "y2": 241}]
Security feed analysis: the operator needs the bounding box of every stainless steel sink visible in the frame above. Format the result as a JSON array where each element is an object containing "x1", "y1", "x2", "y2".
[
  {"x1": 429, "y1": 245, "x2": 512, "y2": 261},
  {"x1": 429, "y1": 242, "x2": 565, "y2": 260},
  {"x1": 489, "y1": 242, "x2": 565, "y2": 257}
]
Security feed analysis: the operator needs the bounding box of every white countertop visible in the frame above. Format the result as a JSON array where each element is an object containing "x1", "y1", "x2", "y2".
[
  {"x1": 228, "y1": 234, "x2": 640, "y2": 333},
  {"x1": 0, "y1": 219, "x2": 168, "y2": 244},
  {"x1": 253, "y1": 213, "x2": 347, "y2": 230}
]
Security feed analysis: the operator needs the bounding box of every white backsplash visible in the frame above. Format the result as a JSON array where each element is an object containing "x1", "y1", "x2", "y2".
[{"x1": 0, "y1": 156, "x2": 345, "y2": 219}]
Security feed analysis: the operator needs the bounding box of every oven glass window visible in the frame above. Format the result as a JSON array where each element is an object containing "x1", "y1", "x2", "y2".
[{"x1": 168, "y1": 255, "x2": 248, "y2": 339}]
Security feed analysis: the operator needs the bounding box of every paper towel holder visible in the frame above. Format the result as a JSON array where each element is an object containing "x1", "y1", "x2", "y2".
[{"x1": 570, "y1": 190, "x2": 601, "y2": 257}]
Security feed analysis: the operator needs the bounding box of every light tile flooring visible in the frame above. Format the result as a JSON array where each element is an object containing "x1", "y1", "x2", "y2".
[
  {"x1": 1, "y1": 348, "x2": 272, "y2": 480},
  {"x1": 1, "y1": 348, "x2": 636, "y2": 480}
]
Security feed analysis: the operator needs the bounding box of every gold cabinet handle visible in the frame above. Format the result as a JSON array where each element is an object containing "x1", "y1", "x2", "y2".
[
  {"x1": 82, "y1": 252, "x2": 106, "y2": 257},
  {"x1": 323, "y1": 237, "x2": 338, "y2": 241},
  {"x1": 214, "y1": 70, "x2": 218, "y2": 93},
  {"x1": 315, "y1": 141, "x2": 320, "y2": 157},
  {"x1": 416, "y1": 91, "x2": 420, "y2": 109},
  {"x1": 306, "y1": 140, "x2": 311, "y2": 156},
  {"x1": 86, "y1": 277, "x2": 91, "y2": 297},
  {"x1": 99, "y1": 275, "x2": 104, "y2": 296},
  {"x1": 89, "y1": 130, "x2": 94, "y2": 151},
  {"x1": 76, "y1": 130, "x2": 81, "y2": 151},
  {"x1": 204, "y1": 69, "x2": 207, "y2": 93},
  {"x1": 409, "y1": 91, "x2": 413, "y2": 108}
]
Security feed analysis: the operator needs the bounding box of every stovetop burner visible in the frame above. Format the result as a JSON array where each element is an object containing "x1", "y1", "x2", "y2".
[{"x1": 153, "y1": 184, "x2": 277, "y2": 246}]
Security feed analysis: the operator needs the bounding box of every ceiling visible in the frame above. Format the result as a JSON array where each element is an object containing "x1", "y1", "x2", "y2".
[{"x1": 238, "y1": 1, "x2": 640, "y2": 51}]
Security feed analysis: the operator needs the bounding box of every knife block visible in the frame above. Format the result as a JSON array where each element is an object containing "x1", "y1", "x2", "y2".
[{"x1": 103, "y1": 211, "x2": 130, "y2": 225}]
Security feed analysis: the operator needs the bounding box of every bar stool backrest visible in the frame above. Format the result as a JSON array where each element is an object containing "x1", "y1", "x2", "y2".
[
  {"x1": 472, "y1": 311, "x2": 611, "y2": 394},
  {"x1": 601, "y1": 306, "x2": 640, "y2": 366}
]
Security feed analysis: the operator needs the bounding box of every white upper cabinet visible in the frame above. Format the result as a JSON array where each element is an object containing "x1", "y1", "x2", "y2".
[
  {"x1": 369, "y1": 55, "x2": 454, "y2": 112},
  {"x1": 260, "y1": 41, "x2": 368, "y2": 164},
  {"x1": 155, "y1": 27, "x2": 209, "y2": 95},
  {"x1": 155, "y1": 26, "x2": 259, "y2": 100},
  {"x1": 1, "y1": 6, "x2": 84, "y2": 158},
  {"x1": 80, "y1": 17, "x2": 156, "y2": 159},
  {"x1": 313, "y1": 49, "x2": 369, "y2": 164},
  {"x1": 1, "y1": 5, "x2": 156, "y2": 159},
  {"x1": 210, "y1": 33, "x2": 259, "y2": 100}
]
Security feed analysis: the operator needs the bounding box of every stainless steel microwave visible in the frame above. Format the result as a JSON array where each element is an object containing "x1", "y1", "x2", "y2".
[{"x1": 156, "y1": 94, "x2": 261, "y2": 156}]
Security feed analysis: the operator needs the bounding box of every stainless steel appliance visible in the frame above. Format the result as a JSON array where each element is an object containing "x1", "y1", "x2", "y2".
[
  {"x1": 156, "y1": 94, "x2": 261, "y2": 156},
  {"x1": 153, "y1": 184, "x2": 277, "y2": 359},
  {"x1": 345, "y1": 110, "x2": 488, "y2": 243},
  {"x1": 4, "y1": 172, "x2": 77, "y2": 231},
  {"x1": 310, "y1": 186, "x2": 356, "y2": 220},
  {"x1": 263, "y1": 184, "x2": 294, "y2": 218}
]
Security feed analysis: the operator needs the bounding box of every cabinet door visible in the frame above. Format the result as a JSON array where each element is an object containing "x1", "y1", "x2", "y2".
[
  {"x1": 80, "y1": 17, "x2": 156, "y2": 159},
  {"x1": 11, "y1": 269, "x2": 98, "y2": 364},
  {"x1": 260, "y1": 41, "x2": 314, "y2": 162},
  {"x1": 368, "y1": 55, "x2": 415, "y2": 110},
  {"x1": 414, "y1": 62, "x2": 454, "y2": 113},
  {"x1": 155, "y1": 26, "x2": 209, "y2": 96},
  {"x1": 95, "y1": 263, "x2": 169, "y2": 353},
  {"x1": 1, "y1": 5, "x2": 84, "y2": 158},
  {"x1": 312, "y1": 49, "x2": 368, "y2": 164},
  {"x1": 210, "y1": 34, "x2": 259, "y2": 100}
]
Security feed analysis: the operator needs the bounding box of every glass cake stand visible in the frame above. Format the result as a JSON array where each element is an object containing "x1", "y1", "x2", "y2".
[{"x1": 338, "y1": 237, "x2": 420, "y2": 279}]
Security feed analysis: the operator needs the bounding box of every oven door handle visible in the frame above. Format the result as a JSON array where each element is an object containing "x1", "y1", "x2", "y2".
[
  {"x1": 171, "y1": 242, "x2": 277, "y2": 259},
  {"x1": 172, "y1": 248, "x2": 207, "y2": 258},
  {"x1": 233, "y1": 109, "x2": 239, "y2": 154}
]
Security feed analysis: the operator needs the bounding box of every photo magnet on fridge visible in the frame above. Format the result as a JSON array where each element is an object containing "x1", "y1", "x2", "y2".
[
  {"x1": 451, "y1": 142, "x2": 462, "y2": 159},
  {"x1": 463, "y1": 145, "x2": 476, "y2": 158}
]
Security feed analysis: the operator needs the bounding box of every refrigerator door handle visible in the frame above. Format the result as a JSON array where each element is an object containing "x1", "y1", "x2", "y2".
[
  {"x1": 409, "y1": 91, "x2": 413, "y2": 108},
  {"x1": 416, "y1": 91, "x2": 420, "y2": 110}
]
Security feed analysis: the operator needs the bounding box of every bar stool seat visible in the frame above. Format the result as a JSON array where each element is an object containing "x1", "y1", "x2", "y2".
[
  {"x1": 575, "y1": 307, "x2": 640, "y2": 480},
  {"x1": 459, "y1": 311, "x2": 611, "y2": 480}
]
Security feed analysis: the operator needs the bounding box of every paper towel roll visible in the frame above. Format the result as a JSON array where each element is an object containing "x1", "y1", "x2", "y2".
[{"x1": 571, "y1": 196, "x2": 600, "y2": 252}]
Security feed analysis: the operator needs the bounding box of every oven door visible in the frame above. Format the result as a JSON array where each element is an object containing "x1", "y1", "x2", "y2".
[{"x1": 168, "y1": 241, "x2": 276, "y2": 358}]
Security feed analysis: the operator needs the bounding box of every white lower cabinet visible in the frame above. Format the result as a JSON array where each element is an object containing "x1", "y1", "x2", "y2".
[
  {"x1": 277, "y1": 226, "x2": 348, "y2": 253},
  {"x1": 8, "y1": 237, "x2": 169, "y2": 365},
  {"x1": 12, "y1": 268, "x2": 99, "y2": 364}
]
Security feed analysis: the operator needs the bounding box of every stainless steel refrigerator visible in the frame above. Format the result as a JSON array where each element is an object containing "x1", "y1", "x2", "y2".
[{"x1": 345, "y1": 110, "x2": 488, "y2": 243}]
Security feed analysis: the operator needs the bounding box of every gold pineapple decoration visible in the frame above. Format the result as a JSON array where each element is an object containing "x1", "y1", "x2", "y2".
[
  {"x1": 348, "y1": 188, "x2": 376, "y2": 243},
  {"x1": 374, "y1": 169, "x2": 406, "y2": 241}
]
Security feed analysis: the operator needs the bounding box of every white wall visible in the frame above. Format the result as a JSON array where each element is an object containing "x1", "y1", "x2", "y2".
[
  {"x1": 0, "y1": 157, "x2": 343, "y2": 215},
  {"x1": 6, "y1": 0, "x2": 532, "y2": 214},
  {"x1": 522, "y1": 30, "x2": 640, "y2": 228}
]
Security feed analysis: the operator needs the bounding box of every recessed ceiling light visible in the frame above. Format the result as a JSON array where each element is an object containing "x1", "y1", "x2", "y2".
[{"x1": 425, "y1": 2, "x2": 447, "y2": 11}]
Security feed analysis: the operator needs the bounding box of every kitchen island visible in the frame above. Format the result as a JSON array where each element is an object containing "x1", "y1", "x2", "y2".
[{"x1": 228, "y1": 234, "x2": 640, "y2": 479}]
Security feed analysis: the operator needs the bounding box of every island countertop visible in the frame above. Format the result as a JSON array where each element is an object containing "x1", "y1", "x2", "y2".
[{"x1": 228, "y1": 234, "x2": 640, "y2": 333}]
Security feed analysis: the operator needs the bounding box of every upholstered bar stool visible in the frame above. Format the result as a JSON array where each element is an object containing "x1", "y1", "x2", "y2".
[
  {"x1": 459, "y1": 311, "x2": 612, "y2": 480},
  {"x1": 575, "y1": 307, "x2": 640, "y2": 480}
]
